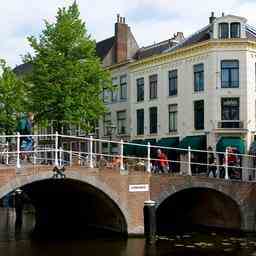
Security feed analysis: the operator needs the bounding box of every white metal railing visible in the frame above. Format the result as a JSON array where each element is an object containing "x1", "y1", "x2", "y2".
[{"x1": 0, "y1": 133, "x2": 255, "y2": 182}]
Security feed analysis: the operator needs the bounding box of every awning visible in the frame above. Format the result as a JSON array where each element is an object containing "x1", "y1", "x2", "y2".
[
  {"x1": 123, "y1": 139, "x2": 156, "y2": 157},
  {"x1": 177, "y1": 135, "x2": 206, "y2": 150},
  {"x1": 216, "y1": 137, "x2": 245, "y2": 154},
  {"x1": 157, "y1": 137, "x2": 179, "y2": 148},
  {"x1": 123, "y1": 140, "x2": 142, "y2": 156}
]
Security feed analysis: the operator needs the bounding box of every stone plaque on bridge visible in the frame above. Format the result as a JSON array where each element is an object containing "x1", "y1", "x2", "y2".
[{"x1": 129, "y1": 184, "x2": 149, "y2": 192}]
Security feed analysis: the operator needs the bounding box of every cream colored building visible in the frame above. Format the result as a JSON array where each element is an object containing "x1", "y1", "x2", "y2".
[{"x1": 97, "y1": 13, "x2": 256, "y2": 158}]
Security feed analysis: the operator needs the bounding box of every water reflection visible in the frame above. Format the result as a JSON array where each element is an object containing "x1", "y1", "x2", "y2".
[{"x1": 0, "y1": 208, "x2": 256, "y2": 256}]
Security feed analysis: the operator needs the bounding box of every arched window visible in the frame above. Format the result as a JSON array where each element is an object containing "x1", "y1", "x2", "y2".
[
  {"x1": 219, "y1": 23, "x2": 229, "y2": 39},
  {"x1": 230, "y1": 22, "x2": 241, "y2": 38}
]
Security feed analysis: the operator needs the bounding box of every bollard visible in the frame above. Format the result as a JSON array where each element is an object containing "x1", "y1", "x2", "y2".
[{"x1": 144, "y1": 200, "x2": 156, "y2": 244}]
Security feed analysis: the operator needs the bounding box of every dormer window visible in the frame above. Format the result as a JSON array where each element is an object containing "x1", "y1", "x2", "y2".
[
  {"x1": 230, "y1": 22, "x2": 241, "y2": 38},
  {"x1": 219, "y1": 23, "x2": 229, "y2": 39}
]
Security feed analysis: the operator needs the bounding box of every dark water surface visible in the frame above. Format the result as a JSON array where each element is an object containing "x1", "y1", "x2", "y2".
[{"x1": 1, "y1": 209, "x2": 256, "y2": 256}]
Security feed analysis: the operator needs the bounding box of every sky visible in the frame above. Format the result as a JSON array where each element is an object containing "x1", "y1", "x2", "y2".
[{"x1": 1, "y1": 0, "x2": 256, "y2": 67}]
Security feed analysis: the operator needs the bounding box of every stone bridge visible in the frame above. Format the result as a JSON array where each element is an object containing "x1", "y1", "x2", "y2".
[{"x1": 0, "y1": 165, "x2": 255, "y2": 235}]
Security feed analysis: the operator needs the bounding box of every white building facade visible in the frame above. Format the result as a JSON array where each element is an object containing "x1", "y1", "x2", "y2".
[{"x1": 98, "y1": 13, "x2": 256, "y2": 158}]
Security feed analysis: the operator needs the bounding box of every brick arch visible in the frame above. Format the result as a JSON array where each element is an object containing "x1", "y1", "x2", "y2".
[
  {"x1": 0, "y1": 171, "x2": 129, "y2": 232},
  {"x1": 155, "y1": 181, "x2": 239, "y2": 208},
  {"x1": 154, "y1": 181, "x2": 244, "y2": 230}
]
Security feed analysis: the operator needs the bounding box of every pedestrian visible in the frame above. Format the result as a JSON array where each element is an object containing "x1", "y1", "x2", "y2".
[
  {"x1": 157, "y1": 149, "x2": 169, "y2": 174},
  {"x1": 207, "y1": 146, "x2": 217, "y2": 178},
  {"x1": 227, "y1": 147, "x2": 240, "y2": 179},
  {"x1": 17, "y1": 112, "x2": 34, "y2": 162}
]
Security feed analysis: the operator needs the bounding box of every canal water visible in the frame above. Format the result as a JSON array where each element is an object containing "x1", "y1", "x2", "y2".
[{"x1": 1, "y1": 208, "x2": 256, "y2": 256}]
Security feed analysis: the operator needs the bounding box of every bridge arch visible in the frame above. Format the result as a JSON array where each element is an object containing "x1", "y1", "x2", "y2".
[
  {"x1": 155, "y1": 184, "x2": 243, "y2": 233},
  {"x1": 0, "y1": 171, "x2": 128, "y2": 236}
]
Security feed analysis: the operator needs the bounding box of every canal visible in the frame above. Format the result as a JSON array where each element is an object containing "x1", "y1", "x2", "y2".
[{"x1": 1, "y1": 208, "x2": 256, "y2": 256}]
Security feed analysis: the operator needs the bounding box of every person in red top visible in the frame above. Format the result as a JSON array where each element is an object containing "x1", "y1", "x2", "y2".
[
  {"x1": 227, "y1": 147, "x2": 237, "y2": 165},
  {"x1": 225, "y1": 147, "x2": 240, "y2": 179},
  {"x1": 157, "y1": 149, "x2": 169, "y2": 173}
]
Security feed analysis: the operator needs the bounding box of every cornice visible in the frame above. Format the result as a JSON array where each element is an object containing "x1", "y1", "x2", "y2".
[{"x1": 128, "y1": 39, "x2": 255, "y2": 71}]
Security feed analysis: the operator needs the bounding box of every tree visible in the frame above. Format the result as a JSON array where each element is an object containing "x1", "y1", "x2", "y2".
[
  {"x1": 0, "y1": 60, "x2": 27, "y2": 135},
  {"x1": 24, "y1": 2, "x2": 112, "y2": 133}
]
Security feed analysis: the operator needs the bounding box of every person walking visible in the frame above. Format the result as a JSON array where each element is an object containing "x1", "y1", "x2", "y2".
[
  {"x1": 17, "y1": 112, "x2": 34, "y2": 161},
  {"x1": 157, "y1": 149, "x2": 169, "y2": 174},
  {"x1": 207, "y1": 146, "x2": 217, "y2": 178}
]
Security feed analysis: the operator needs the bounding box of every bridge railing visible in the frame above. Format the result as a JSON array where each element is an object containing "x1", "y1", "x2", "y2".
[{"x1": 0, "y1": 133, "x2": 255, "y2": 182}]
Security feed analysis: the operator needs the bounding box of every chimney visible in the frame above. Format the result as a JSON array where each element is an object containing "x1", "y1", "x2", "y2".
[
  {"x1": 115, "y1": 15, "x2": 128, "y2": 63},
  {"x1": 175, "y1": 32, "x2": 185, "y2": 42},
  {"x1": 209, "y1": 12, "x2": 216, "y2": 24},
  {"x1": 222, "y1": 12, "x2": 225, "y2": 17}
]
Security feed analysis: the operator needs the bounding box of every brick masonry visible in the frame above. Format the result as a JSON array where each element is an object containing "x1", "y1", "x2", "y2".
[{"x1": 0, "y1": 166, "x2": 255, "y2": 233}]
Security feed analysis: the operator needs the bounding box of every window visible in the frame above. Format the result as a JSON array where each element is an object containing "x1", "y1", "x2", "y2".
[
  {"x1": 137, "y1": 78, "x2": 144, "y2": 102},
  {"x1": 194, "y1": 63, "x2": 204, "y2": 92},
  {"x1": 219, "y1": 23, "x2": 229, "y2": 39},
  {"x1": 149, "y1": 74, "x2": 157, "y2": 99},
  {"x1": 103, "y1": 89, "x2": 111, "y2": 103},
  {"x1": 120, "y1": 75, "x2": 127, "y2": 100},
  {"x1": 111, "y1": 77, "x2": 118, "y2": 103},
  {"x1": 117, "y1": 111, "x2": 127, "y2": 135},
  {"x1": 221, "y1": 98, "x2": 240, "y2": 128},
  {"x1": 221, "y1": 60, "x2": 239, "y2": 88},
  {"x1": 169, "y1": 70, "x2": 178, "y2": 96},
  {"x1": 103, "y1": 113, "x2": 111, "y2": 136},
  {"x1": 230, "y1": 23, "x2": 241, "y2": 38},
  {"x1": 169, "y1": 104, "x2": 177, "y2": 132},
  {"x1": 137, "y1": 109, "x2": 144, "y2": 135},
  {"x1": 149, "y1": 107, "x2": 158, "y2": 134},
  {"x1": 194, "y1": 100, "x2": 204, "y2": 130}
]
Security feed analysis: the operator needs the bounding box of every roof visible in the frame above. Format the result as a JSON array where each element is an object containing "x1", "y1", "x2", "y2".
[
  {"x1": 96, "y1": 36, "x2": 115, "y2": 60},
  {"x1": 171, "y1": 25, "x2": 211, "y2": 51},
  {"x1": 13, "y1": 37, "x2": 116, "y2": 75},
  {"x1": 135, "y1": 39, "x2": 178, "y2": 60},
  {"x1": 246, "y1": 25, "x2": 256, "y2": 41},
  {"x1": 13, "y1": 62, "x2": 33, "y2": 76},
  {"x1": 12, "y1": 18, "x2": 256, "y2": 74},
  {"x1": 165, "y1": 23, "x2": 256, "y2": 54}
]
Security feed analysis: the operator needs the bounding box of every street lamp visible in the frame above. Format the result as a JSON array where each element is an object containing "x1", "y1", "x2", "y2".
[{"x1": 106, "y1": 124, "x2": 116, "y2": 156}]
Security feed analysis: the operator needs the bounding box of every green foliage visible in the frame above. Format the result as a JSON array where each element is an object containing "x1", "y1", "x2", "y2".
[
  {"x1": 0, "y1": 60, "x2": 27, "y2": 135},
  {"x1": 25, "y1": 2, "x2": 112, "y2": 133}
]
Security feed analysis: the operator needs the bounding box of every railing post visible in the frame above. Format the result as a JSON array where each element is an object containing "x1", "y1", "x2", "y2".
[
  {"x1": 89, "y1": 136, "x2": 93, "y2": 168},
  {"x1": 120, "y1": 139, "x2": 124, "y2": 171},
  {"x1": 147, "y1": 142, "x2": 151, "y2": 173},
  {"x1": 69, "y1": 150, "x2": 72, "y2": 167},
  {"x1": 59, "y1": 147, "x2": 63, "y2": 166},
  {"x1": 16, "y1": 133, "x2": 21, "y2": 169},
  {"x1": 188, "y1": 146, "x2": 192, "y2": 176},
  {"x1": 33, "y1": 136, "x2": 37, "y2": 165},
  {"x1": 55, "y1": 131, "x2": 59, "y2": 166},
  {"x1": 78, "y1": 152, "x2": 81, "y2": 166},
  {"x1": 6, "y1": 142, "x2": 9, "y2": 165},
  {"x1": 225, "y1": 148, "x2": 229, "y2": 180}
]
